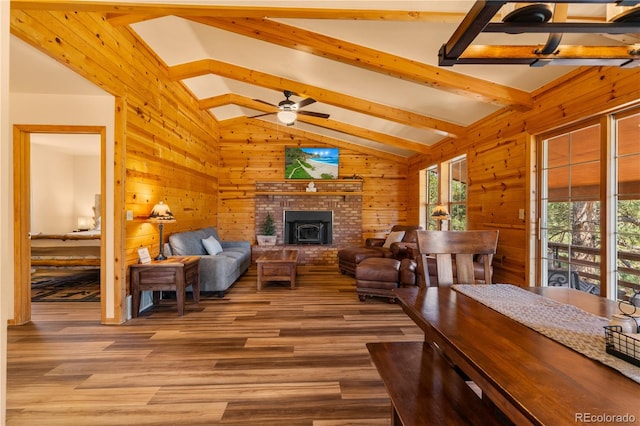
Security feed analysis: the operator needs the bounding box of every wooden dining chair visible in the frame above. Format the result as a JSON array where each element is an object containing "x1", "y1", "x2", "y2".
[{"x1": 416, "y1": 230, "x2": 499, "y2": 287}]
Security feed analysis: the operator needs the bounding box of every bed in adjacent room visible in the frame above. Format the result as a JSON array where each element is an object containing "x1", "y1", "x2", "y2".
[{"x1": 30, "y1": 229, "x2": 101, "y2": 269}]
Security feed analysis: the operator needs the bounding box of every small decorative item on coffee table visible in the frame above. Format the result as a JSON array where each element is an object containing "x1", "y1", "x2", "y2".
[
  {"x1": 130, "y1": 256, "x2": 200, "y2": 317},
  {"x1": 255, "y1": 249, "x2": 298, "y2": 290}
]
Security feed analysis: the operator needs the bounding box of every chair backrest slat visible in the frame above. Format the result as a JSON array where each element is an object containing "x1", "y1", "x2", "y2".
[{"x1": 416, "y1": 230, "x2": 499, "y2": 287}]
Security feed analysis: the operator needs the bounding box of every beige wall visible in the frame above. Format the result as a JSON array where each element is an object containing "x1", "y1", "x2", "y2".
[{"x1": 30, "y1": 146, "x2": 100, "y2": 233}]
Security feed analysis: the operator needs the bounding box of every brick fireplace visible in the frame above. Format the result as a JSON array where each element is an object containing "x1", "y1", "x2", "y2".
[{"x1": 254, "y1": 180, "x2": 363, "y2": 266}]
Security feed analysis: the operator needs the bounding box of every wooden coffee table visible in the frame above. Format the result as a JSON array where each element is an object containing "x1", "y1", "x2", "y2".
[{"x1": 255, "y1": 249, "x2": 298, "y2": 290}]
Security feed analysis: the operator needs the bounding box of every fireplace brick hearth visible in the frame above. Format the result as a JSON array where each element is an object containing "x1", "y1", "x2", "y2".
[{"x1": 255, "y1": 180, "x2": 362, "y2": 266}]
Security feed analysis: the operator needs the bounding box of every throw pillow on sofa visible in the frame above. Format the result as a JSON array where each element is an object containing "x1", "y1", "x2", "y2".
[
  {"x1": 202, "y1": 236, "x2": 223, "y2": 255},
  {"x1": 383, "y1": 230, "x2": 405, "y2": 248}
]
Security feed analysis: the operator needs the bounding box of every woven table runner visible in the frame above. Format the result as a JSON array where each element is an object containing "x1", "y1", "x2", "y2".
[{"x1": 452, "y1": 284, "x2": 640, "y2": 384}]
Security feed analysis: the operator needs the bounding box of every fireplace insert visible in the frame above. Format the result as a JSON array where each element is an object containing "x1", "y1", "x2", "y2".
[{"x1": 284, "y1": 210, "x2": 333, "y2": 245}]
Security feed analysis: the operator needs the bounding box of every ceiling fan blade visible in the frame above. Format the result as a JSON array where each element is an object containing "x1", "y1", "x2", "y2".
[
  {"x1": 298, "y1": 111, "x2": 330, "y2": 119},
  {"x1": 248, "y1": 112, "x2": 276, "y2": 119},
  {"x1": 253, "y1": 99, "x2": 278, "y2": 108},
  {"x1": 296, "y1": 97, "x2": 316, "y2": 109}
]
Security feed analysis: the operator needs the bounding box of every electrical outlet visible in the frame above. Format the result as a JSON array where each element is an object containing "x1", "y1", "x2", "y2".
[
  {"x1": 518, "y1": 209, "x2": 525, "y2": 220},
  {"x1": 126, "y1": 210, "x2": 134, "y2": 221}
]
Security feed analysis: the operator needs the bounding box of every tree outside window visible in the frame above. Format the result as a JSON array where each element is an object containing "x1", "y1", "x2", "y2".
[
  {"x1": 449, "y1": 156, "x2": 467, "y2": 231},
  {"x1": 425, "y1": 166, "x2": 439, "y2": 230}
]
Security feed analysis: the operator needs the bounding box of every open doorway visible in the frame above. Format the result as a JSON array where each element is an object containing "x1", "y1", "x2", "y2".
[
  {"x1": 30, "y1": 133, "x2": 102, "y2": 302},
  {"x1": 13, "y1": 125, "x2": 106, "y2": 324}
]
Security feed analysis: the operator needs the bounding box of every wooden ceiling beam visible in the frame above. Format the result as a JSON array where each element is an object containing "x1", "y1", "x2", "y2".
[
  {"x1": 461, "y1": 45, "x2": 640, "y2": 60},
  {"x1": 189, "y1": 16, "x2": 533, "y2": 109},
  {"x1": 201, "y1": 94, "x2": 431, "y2": 154},
  {"x1": 218, "y1": 117, "x2": 411, "y2": 165},
  {"x1": 11, "y1": 1, "x2": 465, "y2": 24},
  {"x1": 169, "y1": 59, "x2": 464, "y2": 138}
]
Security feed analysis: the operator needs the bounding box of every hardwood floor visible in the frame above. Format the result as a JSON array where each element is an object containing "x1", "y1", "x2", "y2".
[{"x1": 7, "y1": 266, "x2": 423, "y2": 425}]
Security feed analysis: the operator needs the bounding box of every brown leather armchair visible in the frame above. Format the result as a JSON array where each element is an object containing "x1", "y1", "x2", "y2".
[
  {"x1": 337, "y1": 225, "x2": 422, "y2": 275},
  {"x1": 364, "y1": 225, "x2": 423, "y2": 260}
]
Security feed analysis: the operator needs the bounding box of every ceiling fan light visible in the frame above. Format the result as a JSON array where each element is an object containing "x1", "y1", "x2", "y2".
[{"x1": 277, "y1": 110, "x2": 297, "y2": 124}]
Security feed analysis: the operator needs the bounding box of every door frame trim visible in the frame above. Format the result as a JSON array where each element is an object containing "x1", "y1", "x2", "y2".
[{"x1": 13, "y1": 124, "x2": 106, "y2": 325}]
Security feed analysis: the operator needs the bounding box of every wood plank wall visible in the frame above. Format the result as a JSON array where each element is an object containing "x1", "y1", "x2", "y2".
[
  {"x1": 11, "y1": 7, "x2": 639, "y2": 296},
  {"x1": 409, "y1": 67, "x2": 640, "y2": 286},
  {"x1": 217, "y1": 119, "x2": 410, "y2": 244},
  {"x1": 11, "y1": 9, "x2": 220, "y2": 322}
]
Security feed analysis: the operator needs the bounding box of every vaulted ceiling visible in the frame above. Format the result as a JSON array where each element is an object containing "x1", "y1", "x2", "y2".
[{"x1": 10, "y1": 1, "x2": 639, "y2": 160}]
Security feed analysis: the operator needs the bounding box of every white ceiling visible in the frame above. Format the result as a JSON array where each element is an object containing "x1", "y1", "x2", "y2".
[{"x1": 10, "y1": 1, "x2": 636, "y2": 158}]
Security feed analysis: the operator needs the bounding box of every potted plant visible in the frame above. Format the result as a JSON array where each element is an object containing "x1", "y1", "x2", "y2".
[{"x1": 257, "y1": 212, "x2": 277, "y2": 246}]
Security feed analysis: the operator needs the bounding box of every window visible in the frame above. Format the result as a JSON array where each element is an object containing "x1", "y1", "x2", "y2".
[
  {"x1": 539, "y1": 108, "x2": 640, "y2": 301},
  {"x1": 419, "y1": 156, "x2": 467, "y2": 231},
  {"x1": 448, "y1": 156, "x2": 467, "y2": 231},
  {"x1": 424, "y1": 166, "x2": 439, "y2": 230}
]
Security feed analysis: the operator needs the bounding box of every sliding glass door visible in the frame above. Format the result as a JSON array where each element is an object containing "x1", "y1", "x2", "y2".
[
  {"x1": 540, "y1": 123, "x2": 602, "y2": 295},
  {"x1": 539, "y1": 108, "x2": 640, "y2": 302}
]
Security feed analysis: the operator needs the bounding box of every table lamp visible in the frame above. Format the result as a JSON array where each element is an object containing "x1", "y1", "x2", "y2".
[
  {"x1": 148, "y1": 201, "x2": 176, "y2": 260},
  {"x1": 431, "y1": 204, "x2": 450, "y2": 230},
  {"x1": 77, "y1": 216, "x2": 94, "y2": 231}
]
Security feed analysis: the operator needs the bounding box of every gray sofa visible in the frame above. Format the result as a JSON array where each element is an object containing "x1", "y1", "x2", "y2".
[{"x1": 165, "y1": 227, "x2": 251, "y2": 297}]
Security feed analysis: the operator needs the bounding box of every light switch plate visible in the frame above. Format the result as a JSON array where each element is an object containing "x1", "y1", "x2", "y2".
[
  {"x1": 126, "y1": 210, "x2": 134, "y2": 221},
  {"x1": 518, "y1": 209, "x2": 525, "y2": 220}
]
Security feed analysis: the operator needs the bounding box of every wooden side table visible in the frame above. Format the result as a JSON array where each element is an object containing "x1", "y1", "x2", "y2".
[
  {"x1": 130, "y1": 256, "x2": 200, "y2": 317},
  {"x1": 255, "y1": 249, "x2": 298, "y2": 290}
]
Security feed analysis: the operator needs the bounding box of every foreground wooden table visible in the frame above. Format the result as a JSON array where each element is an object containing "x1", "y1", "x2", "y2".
[
  {"x1": 130, "y1": 256, "x2": 200, "y2": 317},
  {"x1": 256, "y1": 249, "x2": 298, "y2": 290},
  {"x1": 394, "y1": 286, "x2": 640, "y2": 426}
]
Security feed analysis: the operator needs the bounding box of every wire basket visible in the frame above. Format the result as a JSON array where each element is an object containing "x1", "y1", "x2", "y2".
[{"x1": 604, "y1": 325, "x2": 640, "y2": 368}]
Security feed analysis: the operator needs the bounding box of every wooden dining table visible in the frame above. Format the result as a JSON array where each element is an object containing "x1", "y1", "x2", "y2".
[{"x1": 394, "y1": 286, "x2": 640, "y2": 426}]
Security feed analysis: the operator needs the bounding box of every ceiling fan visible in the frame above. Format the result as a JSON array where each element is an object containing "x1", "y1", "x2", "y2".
[{"x1": 251, "y1": 90, "x2": 330, "y2": 125}]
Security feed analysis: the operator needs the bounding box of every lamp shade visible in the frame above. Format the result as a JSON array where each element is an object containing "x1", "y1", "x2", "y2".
[
  {"x1": 148, "y1": 201, "x2": 175, "y2": 222},
  {"x1": 148, "y1": 201, "x2": 175, "y2": 260},
  {"x1": 277, "y1": 110, "x2": 297, "y2": 125},
  {"x1": 77, "y1": 216, "x2": 94, "y2": 231},
  {"x1": 431, "y1": 204, "x2": 450, "y2": 220}
]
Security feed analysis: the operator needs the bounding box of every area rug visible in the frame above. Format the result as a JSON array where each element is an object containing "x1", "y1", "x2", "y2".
[{"x1": 31, "y1": 269, "x2": 100, "y2": 302}]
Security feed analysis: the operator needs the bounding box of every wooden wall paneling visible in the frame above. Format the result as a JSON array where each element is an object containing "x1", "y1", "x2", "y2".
[
  {"x1": 112, "y1": 97, "x2": 127, "y2": 324},
  {"x1": 493, "y1": 227, "x2": 529, "y2": 284},
  {"x1": 124, "y1": 93, "x2": 219, "y2": 257},
  {"x1": 218, "y1": 122, "x2": 410, "y2": 246},
  {"x1": 410, "y1": 66, "x2": 638, "y2": 287},
  {"x1": 466, "y1": 135, "x2": 528, "y2": 285},
  {"x1": 408, "y1": 131, "x2": 531, "y2": 286},
  {"x1": 12, "y1": 9, "x2": 221, "y2": 323}
]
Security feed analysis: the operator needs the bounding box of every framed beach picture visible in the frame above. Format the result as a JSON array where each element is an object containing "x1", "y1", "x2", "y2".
[{"x1": 285, "y1": 147, "x2": 339, "y2": 179}]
